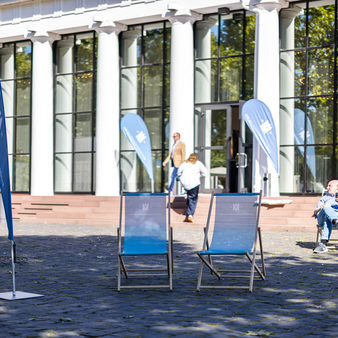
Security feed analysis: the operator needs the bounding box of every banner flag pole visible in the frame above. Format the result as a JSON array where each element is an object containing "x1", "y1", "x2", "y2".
[
  {"x1": 11, "y1": 240, "x2": 16, "y2": 296},
  {"x1": 0, "y1": 80, "x2": 43, "y2": 300}
]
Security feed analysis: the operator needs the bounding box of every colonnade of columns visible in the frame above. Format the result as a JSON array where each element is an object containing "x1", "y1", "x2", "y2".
[{"x1": 1, "y1": 0, "x2": 288, "y2": 196}]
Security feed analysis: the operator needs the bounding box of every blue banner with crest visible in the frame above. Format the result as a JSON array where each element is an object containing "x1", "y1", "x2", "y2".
[
  {"x1": 0, "y1": 80, "x2": 14, "y2": 240},
  {"x1": 242, "y1": 99, "x2": 279, "y2": 173},
  {"x1": 121, "y1": 113, "x2": 154, "y2": 181}
]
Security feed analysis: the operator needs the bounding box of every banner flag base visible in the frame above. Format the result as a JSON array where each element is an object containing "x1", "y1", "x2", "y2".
[{"x1": 0, "y1": 291, "x2": 44, "y2": 300}]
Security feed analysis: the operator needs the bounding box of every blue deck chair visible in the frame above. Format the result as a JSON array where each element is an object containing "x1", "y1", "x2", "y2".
[
  {"x1": 197, "y1": 192, "x2": 265, "y2": 292},
  {"x1": 117, "y1": 192, "x2": 173, "y2": 291}
]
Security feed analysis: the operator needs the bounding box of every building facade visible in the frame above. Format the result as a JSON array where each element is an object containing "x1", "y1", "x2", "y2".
[{"x1": 0, "y1": 0, "x2": 336, "y2": 196}]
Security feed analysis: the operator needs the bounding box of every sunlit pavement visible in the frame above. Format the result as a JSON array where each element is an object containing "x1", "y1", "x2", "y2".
[{"x1": 0, "y1": 223, "x2": 337, "y2": 337}]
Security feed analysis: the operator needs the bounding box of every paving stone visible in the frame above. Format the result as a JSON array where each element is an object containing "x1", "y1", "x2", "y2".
[{"x1": 0, "y1": 223, "x2": 337, "y2": 336}]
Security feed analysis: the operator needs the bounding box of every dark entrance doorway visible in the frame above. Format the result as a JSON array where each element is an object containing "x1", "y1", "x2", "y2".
[{"x1": 194, "y1": 102, "x2": 252, "y2": 193}]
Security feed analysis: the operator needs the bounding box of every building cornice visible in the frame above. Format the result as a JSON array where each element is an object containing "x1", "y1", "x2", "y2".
[{"x1": 0, "y1": 0, "x2": 33, "y2": 7}]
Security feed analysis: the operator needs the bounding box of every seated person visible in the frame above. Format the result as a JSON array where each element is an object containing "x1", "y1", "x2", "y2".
[{"x1": 313, "y1": 180, "x2": 338, "y2": 253}]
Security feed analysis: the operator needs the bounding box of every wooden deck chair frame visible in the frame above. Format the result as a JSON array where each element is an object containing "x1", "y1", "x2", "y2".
[
  {"x1": 197, "y1": 192, "x2": 266, "y2": 292},
  {"x1": 117, "y1": 192, "x2": 173, "y2": 291}
]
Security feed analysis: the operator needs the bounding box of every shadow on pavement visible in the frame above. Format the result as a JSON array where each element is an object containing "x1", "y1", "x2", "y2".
[{"x1": 0, "y1": 234, "x2": 337, "y2": 337}]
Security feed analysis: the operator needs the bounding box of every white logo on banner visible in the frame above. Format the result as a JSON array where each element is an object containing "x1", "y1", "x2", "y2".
[
  {"x1": 233, "y1": 203, "x2": 240, "y2": 212},
  {"x1": 142, "y1": 203, "x2": 149, "y2": 211},
  {"x1": 260, "y1": 120, "x2": 272, "y2": 134},
  {"x1": 136, "y1": 131, "x2": 146, "y2": 143}
]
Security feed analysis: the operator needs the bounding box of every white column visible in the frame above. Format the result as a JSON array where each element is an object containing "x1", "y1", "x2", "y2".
[
  {"x1": 251, "y1": 0, "x2": 286, "y2": 196},
  {"x1": 28, "y1": 30, "x2": 59, "y2": 196},
  {"x1": 164, "y1": 7, "x2": 202, "y2": 156},
  {"x1": 93, "y1": 21, "x2": 126, "y2": 196}
]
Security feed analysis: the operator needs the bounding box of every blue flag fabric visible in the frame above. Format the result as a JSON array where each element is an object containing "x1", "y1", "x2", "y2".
[
  {"x1": 242, "y1": 99, "x2": 279, "y2": 173},
  {"x1": 294, "y1": 108, "x2": 316, "y2": 178},
  {"x1": 0, "y1": 81, "x2": 14, "y2": 240},
  {"x1": 121, "y1": 113, "x2": 154, "y2": 181}
]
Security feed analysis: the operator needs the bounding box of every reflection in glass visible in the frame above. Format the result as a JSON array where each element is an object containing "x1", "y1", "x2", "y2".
[
  {"x1": 164, "y1": 65, "x2": 170, "y2": 107},
  {"x1": 308, "y1": 48, "x2": 334, "y2": 96},
  {"x1": 220, "y1": 57, "x2": 242, "y2": 101},
  {"x1": 121, "y1": 151, "x2": 137, "y2": 191},
  {"x1": 121, "y1": 28, "x2": 142, "y2": 67},
  {"x1": 74, "y1": 113, "x2": 92, "y2": 152},
  {"x1": 308, "y1": 4, "x2": 335, "y2": 47},
  {"x1": 280, "y1": 50, "x2": 306, "y2": 97},
  {"x1": 76, "y1": 34, "x2": 94, "y2": 72},
  {"x1": 16, "y1": 79, "x2": 31, "y2": 116},
  {"x1": 0, "y1": 42, "x2": 31, "y2": 192},
  {"x1": 143, "y1": 66, "x2": 162, "y2": 107},
  {"x1": 55, "y1": 153, "x2": 72, "y2": 192},
  {"x1": 120, "y1": 23, "x2": 170, "y2": 191},
  {"x1": 76, "y1": 73, "x2": 92, "y2": 111},
  {"x1": 164, "y1": 24, "x2": 171, "y2": 63},
  {"x1": 15, "y1": 42, "x2": 31, "y2": 78},
  {"x1": 211, "y1": 110, "x2": 226, "y2": 146},
  {"x1": 121, "y1": 67, "x2": 139, "y2": 109},
  {"x1": 0, "y1": 44, "x2": 14, "y2": 80},
  {"x1": 144, "y1": 23, "x2": 163, "y2": 64},
  {"x1": 244, "y1": 55, "x2": 254, "y2": 100},
  {"x1": 306, "y1": 146, "x2": 333, "y2": 193},
  {"x1": 6, "y1": 116, "x2": 14, "y2": 154},
  {"x1": 144, "y1": 109, "x2": 162, "y2": 149},
  {"x1": 195, "y1": 16, "x2": 218, "y2": 59},
  {"x1": 307, "y1": 97, "x2": 333, "y2": 144},
  {"x1": 245, "y1": 14, "x2": 256, "y2": 54},
  {"x1": 294, "y1": 9, "x2": 306, "y2": 48},
  {"x1": 208, "y1": 150, "x2": 227, "y2": 190},
  {"x1": 56, "y1": 36, "x2": 74, "y2": 74},
  {"x1": 163, "y1": 110, "x2": 169, "y2": 149},
  {"x1": 220, "y1": 13, "x2": 243, "y2": 56},
  {"x1": 280, "y1": 2, "x2": 337, "y2": 193},
  {"x1": 56, "y1": 74, "x2": 73, "y2": 113},
  {"x1": 54, "y1": 34, "x2": 96, "y2": 193},
  {"x1": 73, "y1": 153, "x2": 92, "y2": 192},
  {"x1": 14, "y1": 155, "x2": 30, "y2": 191},
  {"x1": 55, "y1": 114, "x2": 72, "y2": 153},
  {"x1": 194, "y1": 59, "x2": 215, "y2": 104},
  {"x1": 280, "y1": 146, "x2": 303, "y2": 193},
  {"x1": 15, "y1": 117, "x2": 30, "y2": 153}
]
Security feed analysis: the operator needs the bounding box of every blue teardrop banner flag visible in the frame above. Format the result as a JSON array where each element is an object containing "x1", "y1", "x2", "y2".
[
  {"x1": 121, "y1": 113, "x2": 154, "y2": 181},
  {"x1": 242, "y1": 99, "x2": 279, "y2": 173},
  {"x1": 0, "y1": 80, "x2": 14, "y2": 240},
  {"x1": 294, "y1": 108, "x2": 316, "y2": 178}
]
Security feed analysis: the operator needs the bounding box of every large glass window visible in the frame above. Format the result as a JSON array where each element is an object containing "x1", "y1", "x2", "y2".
[
  {"x1": 194, "y1": 11, "x2": 256, "y2": 104},
  {"x1": 194, "y1": 11, "x2": 255, "y2": 193},
  {"x1": 54, "y1": 33, "x2": 96, "y2": 193},
  {"x1": 0, "y1": 41, "x2": 32, "y2": 192},
  {"x1": 280, "y1": 1, "x2": 337, "y2": 193},
  {"x1": 120, "y1": 22, "x2": 170, "y2": 192}
]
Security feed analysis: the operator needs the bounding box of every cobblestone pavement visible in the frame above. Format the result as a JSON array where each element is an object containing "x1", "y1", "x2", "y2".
[{"x1": 0, "y1": 223, "x2": 337, "y2": 337}]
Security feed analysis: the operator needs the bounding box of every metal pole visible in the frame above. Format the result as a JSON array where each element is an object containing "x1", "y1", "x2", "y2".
[{"x1": 11, "y1": 240, "x2": 16, "y2": 297}]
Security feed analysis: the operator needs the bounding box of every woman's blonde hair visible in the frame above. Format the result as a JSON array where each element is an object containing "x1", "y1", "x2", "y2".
[{"x1": 187, "y1": 153, "x2": 198, "y2": 164}]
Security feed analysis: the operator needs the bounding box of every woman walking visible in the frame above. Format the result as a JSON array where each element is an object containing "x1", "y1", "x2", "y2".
[{"x1": 177, "y1": 153, "x2": 208, "y2": 223}]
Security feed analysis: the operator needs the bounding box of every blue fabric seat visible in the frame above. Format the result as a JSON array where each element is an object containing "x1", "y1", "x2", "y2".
[
  {"x1": 117, "y1": 192, "x2": 173, "y2": 291},
  {"x1": 197, "y1": 192, "x2": 266, "y2": 292}
]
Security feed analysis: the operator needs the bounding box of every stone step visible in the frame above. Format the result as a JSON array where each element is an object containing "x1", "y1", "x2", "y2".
[{"x1": 10, "y1": 193, "x2": 321, "y2": 232}]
